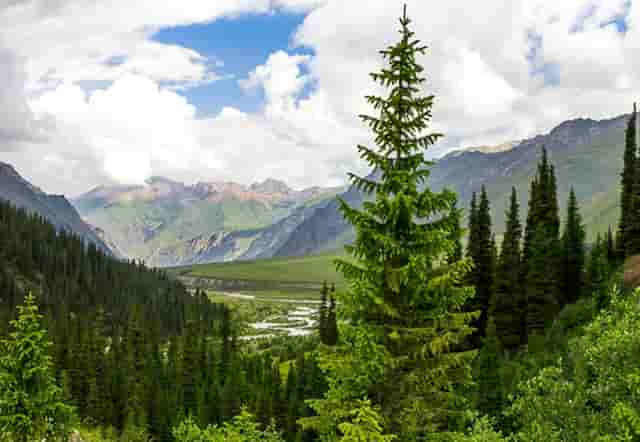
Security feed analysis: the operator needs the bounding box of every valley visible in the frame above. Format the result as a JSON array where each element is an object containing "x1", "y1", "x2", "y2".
[{"x1": 176, "y1": 251, "x2": 347, "y2": 339}]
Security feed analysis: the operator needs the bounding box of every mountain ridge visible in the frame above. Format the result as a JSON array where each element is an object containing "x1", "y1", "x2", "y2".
[
  {"x1": 73, "y1": 174, "x2": 346, "y2": 266},
  {"x1": 273, "y1": 113, "x2": 630, "y2": 258},
  {"x1": 0, "y1": 162, "x2": 114, "y2": 255}
]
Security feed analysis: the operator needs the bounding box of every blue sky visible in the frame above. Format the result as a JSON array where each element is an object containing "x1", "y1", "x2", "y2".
[{"x1": 154, "y1": 11, "x2": 313, "y2": 117}]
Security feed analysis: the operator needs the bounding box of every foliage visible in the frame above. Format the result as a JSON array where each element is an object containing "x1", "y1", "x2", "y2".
[
  {"x1": 491, "y1": 187, "x2": 524, "y2": 350},
  {"x1": 173, "y1": 409, "x2": 284, "y2": 442},
  {"x1": 0, "y1": 293, "x2": 76, "y2": 442},
  {"x1": 337, "y1": 400, "x2": 396, "y2": 442},
  {"x1": 506, "y1": 287, "x2": 640, "y2": 441},
  {"x1": 523, "y1": 148, "x2": 562, "y2": 337},
  {"x1": 559, "y1": 187, "x2": 587, "y2": 307},
  {"x1": 466, "y1": 185, "x2": 494, "y2": 344},
  {"x1": 620, "y1": 104, "x2": 638, "y2": 258}
]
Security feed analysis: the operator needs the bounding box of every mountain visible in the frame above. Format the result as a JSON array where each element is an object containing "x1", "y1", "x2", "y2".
[
  {"x1": 274, "y1": 113, "x2": 629, "y2": 257},
  {"x1": 73, "y1": 176, "x2": 345, "y2": 267},
  {"x1": 0, "y1": 162, "x2": 113, "y2": 255}
]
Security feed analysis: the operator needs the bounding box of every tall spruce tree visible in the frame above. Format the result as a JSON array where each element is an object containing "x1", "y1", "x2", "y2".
[
  {"x1": 302, "y1": 6, "x2": 475, "y2": 439},
  {"x1": 318, "y1": 281, "x2": 329, "y2": 344},
  {"x1": 523, "y1": 147, "x2": 561, "y2": 337},
  {"x1": 466, "y1": 186, "x2": 494, "y2": 344},
  {"x1": 606, "y1": 226, "x2": 616, "y2": 266},
  {"x1": 619, "y1": 103, "x2": 637, "y2": 258},
  {"x1": 447, "y1": 201, "x2": 464, "y2": 265},
  {"x1": 561, "y1": 188, "x2": 586, "y2": 305},
  {"x1": 626, "y1": 115, "x2": 640, "y2": 255},
  {"x1": 587, "y1": 234, "x2": 610, "y2": 308},
  {"x1": 0, "y1": 293, "x2": 75, "y2": 441},
  {"x1": 467, "y1": 192, "x2": 479, "y2": 264},
  {"x1": 491, "y1": 187, "x2": 523, "y2": 350},
  {"x1": 326, "y1": 284, "x2": 339, "y2": 346}
]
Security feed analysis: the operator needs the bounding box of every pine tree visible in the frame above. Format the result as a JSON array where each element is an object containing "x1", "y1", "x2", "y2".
[
  {"x1": 491, "y1": 187, "x2": 523, "y2": 350},
  {"x1": 318, "y1": 281, "x2": 329, "y2": 344},
  {"x1": 588, "y1": 235, "x2": 611, "y2": 309},
  {"x1": 0, "y1": 293, "x2": 75, "y2": 441},
  {"x1": 467, "y1": 192, "x2": 479, "y2": 263},
  {"x1": 447, "y1": 201, "x2": 464, "y2": 265},
  {"x1": 182, "y1": 320, "x2": 201, "y2": 418},
  {"x1": 123, "y1": 304, "x2": 148, "y2": 429},
  {"x1": 523, "y1": 147, "x2": 561, "y2": 337},
  {"x1": 606, "y1": 226, "x2": 616, "y2": 266},
  {"x1": 466, "y1": 186, "x2": 494, "y2": 343},
  {"x1": 619, "y1": 103, "x2": 637, "y2": 258},
  {"x1": 325, "y1": 284, "x2": 339, "y2": 346},
  {"x1": 303, "y1": 6, "x2": 475, "y2": 439},
  {"x1": 626, "y1": 127, "x2": 640, "y2": 255},
  {"x1": 561, "y1": 188, "x2": 586, "y2": 305}
]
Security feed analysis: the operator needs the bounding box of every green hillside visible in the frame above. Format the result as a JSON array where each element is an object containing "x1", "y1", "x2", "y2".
[
  {"x1": 428, "y1": 120, "x2": 625, "y2": 242},
  {"x1": 173, "y1": 249, "x2": 350, "y2": 287},
  {"x1": 82, "y1": 197, "x2": 287, "y2": 263}
]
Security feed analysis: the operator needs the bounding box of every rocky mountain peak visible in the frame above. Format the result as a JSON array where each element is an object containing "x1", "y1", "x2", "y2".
[
  {"x1": 0, "y1": 161, "x2": 44, "y2": 195},
  {"x1": 249, "y1": 178, "x2": 292, "y2": 195}
]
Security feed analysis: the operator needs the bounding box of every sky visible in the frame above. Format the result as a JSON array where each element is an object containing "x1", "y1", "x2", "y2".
[{"x1": 0, "y1": 0, "x2": 636, "y2": 197}]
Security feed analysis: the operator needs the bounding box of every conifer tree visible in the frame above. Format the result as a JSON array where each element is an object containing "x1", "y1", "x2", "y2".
[
  {"x1": 467, "y1": 192, "x2": 479, "y2": 263},
  {"x1": 587, "y1": 234, "x2": 609, "y2": 305},
  {"x1": 466, "y1": 186, "x2": 494, "y2": 343},
  {"x1": 318, "y1": 281, "x2": 329, "y2": 344},
  {"x1": 523, "y1": 147, "x2": 561, "y2": 337},
  {"x1": 0, "y1": 293, "x2": 75, "y2": 441},
  {"x1": 606, "y1": 226, "x2": 616, "y2": 266},
  {"x1": 182, "y1": 320, "x2": 202, "y2": 419},
  {"x1": 561, "y1": 188, "x2": 586, "y2": 305},
  {"x1": 619, "y1": 103, "x2": 637, "y2": 258},
  {"x1": 325, "y1": 284, "x2": 339, "y2": 346},
  {"x1": 303, "y1": 6, "x2": 475, "y2": 439},
  {"x1": 447, "y1": 201, "x2": 464, "y2": 265},
  {"x1": 626, "y1": 133, "x2": 640, "y2": 255},
  {"x1": 491, "y1": 187, "x2": 523, "y2": 350},
  {"x1": 123, "y1": 304, "x2": 148, "y2": 429}
]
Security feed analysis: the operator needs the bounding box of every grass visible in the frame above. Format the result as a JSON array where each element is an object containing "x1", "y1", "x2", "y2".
[{"x1": 175, "y1": 249, "x2": 351, "y2": 289}]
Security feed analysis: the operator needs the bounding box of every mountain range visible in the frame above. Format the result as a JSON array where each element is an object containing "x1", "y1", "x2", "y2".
[
  {"x1": 0, "y1": 111, "x2": 630, "y2": 267},
  {"x1": 72, "y1": 176, "x2": 346, "y2": 266},
  {"x1": 275, "y1": 113, "x2": 628, "y2": 258}
]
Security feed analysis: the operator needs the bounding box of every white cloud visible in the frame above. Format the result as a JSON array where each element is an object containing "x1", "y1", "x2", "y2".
[
  {"x1": 2, "y1": 0, "x2": 640, "y2": 196},
  {"x1": 0, "y1": 42, "x2": 52, "y2": 150},
  {"x1": 240, "y1": 51, "x2": 311, "y2": 115},
  {"x1": 29, "y1": 74, "x2": 202, "y2": 186}
]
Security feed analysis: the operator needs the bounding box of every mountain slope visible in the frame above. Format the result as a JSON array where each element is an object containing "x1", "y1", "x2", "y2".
[
  {"x1": 74, "y1": 176, "x2": 345, "y2": 266},
  {"x1": 274, "y1": 113, "x2": 629, "y2": 257},
  {"x1": 0, "y1": 162, "x2": 113, "y2": 255}
]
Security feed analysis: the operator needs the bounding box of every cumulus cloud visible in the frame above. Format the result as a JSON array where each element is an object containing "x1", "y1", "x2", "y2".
[
  {"x1": 240, "y1": 51, "x2": 311, "y2": 114},
  {"x1": 1, "y1": 0, "x2": 640, "y2": 195},
  {"x1": 290, "y1": 0, "x2": 640, "y2": 152},
  {"x1": 29, "y1": 74, "x2": 202, "y2": 185},
  {"x1": 0, "y1": 43, "x2": 52, "y2": 150}
]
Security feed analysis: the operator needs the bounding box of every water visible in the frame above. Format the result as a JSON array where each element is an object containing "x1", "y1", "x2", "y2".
[{"x1": 245, "y1": 306, "x2": 317, "y2": 340}]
